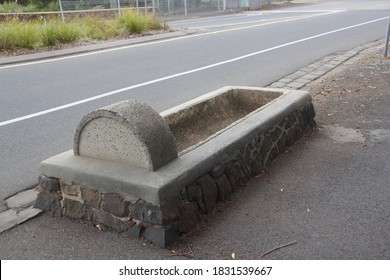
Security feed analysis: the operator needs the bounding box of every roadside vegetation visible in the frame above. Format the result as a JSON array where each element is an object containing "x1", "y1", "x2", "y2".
[
  {"x1": 0, "y1": 1, "x2": 168, "y2": 52},
  {"x1": 0, "y1": 0, "x2": 60, "y2": 13}
]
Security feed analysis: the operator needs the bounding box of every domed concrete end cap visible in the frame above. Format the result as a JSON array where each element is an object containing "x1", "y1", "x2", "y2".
[{"x1": 73, "y1": 100, "x2": 178, "y2": 171}]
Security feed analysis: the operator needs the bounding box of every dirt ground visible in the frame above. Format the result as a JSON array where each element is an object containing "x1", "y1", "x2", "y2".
[{"x1": 310, "y1": 51, "x2": 390, "y2": 135}]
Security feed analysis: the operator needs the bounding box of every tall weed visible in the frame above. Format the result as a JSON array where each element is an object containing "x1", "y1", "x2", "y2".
[
  {"x1": 40, "y1": 21, "x2": 80, "y2": 46},
  {"x1": 81, "y1": 16, "x2": 121, "y2": 40},
  {"x1": 0, "y1": 2, "x2": 18, "y2": 13},
  {"x1": 0, "y1": 22, "x2": 16, "y2": 49},
  {"x1": 146, "y1": 14, "x2": 166, "y2": 30},
  {"x1": 47, "y1": 1, "x2": 60, "y2": 12},
  {"x1": 41, "y1": 21, "x2": 58, "y2": 46},
  {"x1": 0, "y1": 21, "x2": 39, "y2": 49},
  {"x1": 0, "y1": 12, "x2": 166, "y2": 51},
  {"x1": 0, "y1": 2, "x2": 39, "y2": 13},
  {"x1": 16, "y1": 23, "x2": 40, "y2": 49},
  {"x1": 119, "y1": 11, "x2": 148, "y2": 34},
  {"x1": 56, "y1": 22, "x2": 80, "y2": 43}
]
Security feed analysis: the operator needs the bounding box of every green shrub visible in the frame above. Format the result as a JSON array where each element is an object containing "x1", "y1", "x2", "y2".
[
  {"x1": 147, "y1": 14, "x2": 166, "y2": 30},
  {"x1": 0, "y1": 2, "x2": 18, "y2": 13},
  {"x1": 40, "y1": 21, "x2": 58, "y2": 46},
  {"x1": 0, "y1": 1, "x2": 46, "y2": 12},
  {"x1": 0, "y1": 21, "x2": 39, "y2": 49},
  {"x1": 21, "y1": 3, "x2": 40, "y2": 12},
  {"x1": 0, "y1": 22, "x2": 16, "y2": 49},
  {"x1": 47, "y1": 1, "x2": 59, "y2": 11},
  {"x1": 119, "y1": 10, "x2": 148, "y2": 34},
  {"x1": 16, "y1": 23, "x2": 40, "y2": 48},
  {"x1": 0, "y1": 12, "x2": 167, "y2": 51},
  {"x1": 30, "y1": 0, "x2": 52, "y2": 9},
  {"x1": 56, "y1": 22, "x2": 80, "y2": 43},
  {"x1": 0, "y1": 1, "x2": 60, "y2": 12},
  {"x1": 40, "y1": 20, "x2": 80, "y2": 46},
  {"x1": 81, "y1": 16, "x2": 121, "y2": 40}
]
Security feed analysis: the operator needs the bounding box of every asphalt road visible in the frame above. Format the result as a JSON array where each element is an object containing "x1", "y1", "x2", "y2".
[{"x1": 0, "y1": 0, "x2": 389, "y2": 204}]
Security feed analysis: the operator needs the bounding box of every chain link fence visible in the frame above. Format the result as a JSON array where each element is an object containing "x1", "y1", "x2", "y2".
[{"x1": 57, "y1": 0, "x2": 289, "y2": 18}]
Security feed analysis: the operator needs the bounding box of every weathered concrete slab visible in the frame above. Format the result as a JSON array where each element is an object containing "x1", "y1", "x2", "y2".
[
  {"x1": 0, "y1": 206, "x2": 42, "y2": 233},
  {"x1": 6, "y1": 188, "x2": 39, "y2": 209}
]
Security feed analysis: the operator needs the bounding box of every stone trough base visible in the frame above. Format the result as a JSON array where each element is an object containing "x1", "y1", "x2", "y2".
[{"x1": 35, "y1": 87, "x2": 316, "y2": 248}]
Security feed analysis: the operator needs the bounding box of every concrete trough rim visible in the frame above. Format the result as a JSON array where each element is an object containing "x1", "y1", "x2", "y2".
[{"x1": 40, "y1": 86, "x2": 311, "y2": 206}]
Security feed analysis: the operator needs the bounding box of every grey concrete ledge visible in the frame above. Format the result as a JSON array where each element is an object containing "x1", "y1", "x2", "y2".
[{"x1": 40, "y1": 86, "x2": 311, "y2": 206}]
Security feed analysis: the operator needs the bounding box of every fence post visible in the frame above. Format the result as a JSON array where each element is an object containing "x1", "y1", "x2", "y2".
[
  {"x1": 117, "y1": 0, "x2": 121, "y2": 16},
  {"x1": 384, "y1": 12, "x2": 390, "y2": 57},
  {"x1": 58, "y1": 0, "x2": 64, "y2": 22}
]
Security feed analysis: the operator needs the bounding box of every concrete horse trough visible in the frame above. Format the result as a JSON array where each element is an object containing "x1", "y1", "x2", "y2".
[{"x1": 35, "y1": 86, "x2": 316, "y2": 247}]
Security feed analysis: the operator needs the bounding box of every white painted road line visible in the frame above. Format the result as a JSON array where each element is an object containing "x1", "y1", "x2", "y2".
[
  {"x1": 176, "y1": 10, "x2": 344, "y2": 30},
  {"x1": 0, "y1": 16, "x2": 387, "y2": 127}
]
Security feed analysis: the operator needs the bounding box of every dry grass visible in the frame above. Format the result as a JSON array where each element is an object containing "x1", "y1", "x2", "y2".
[{"x1": 0, "y1": 10, "x2": 167, "y2": 51}]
